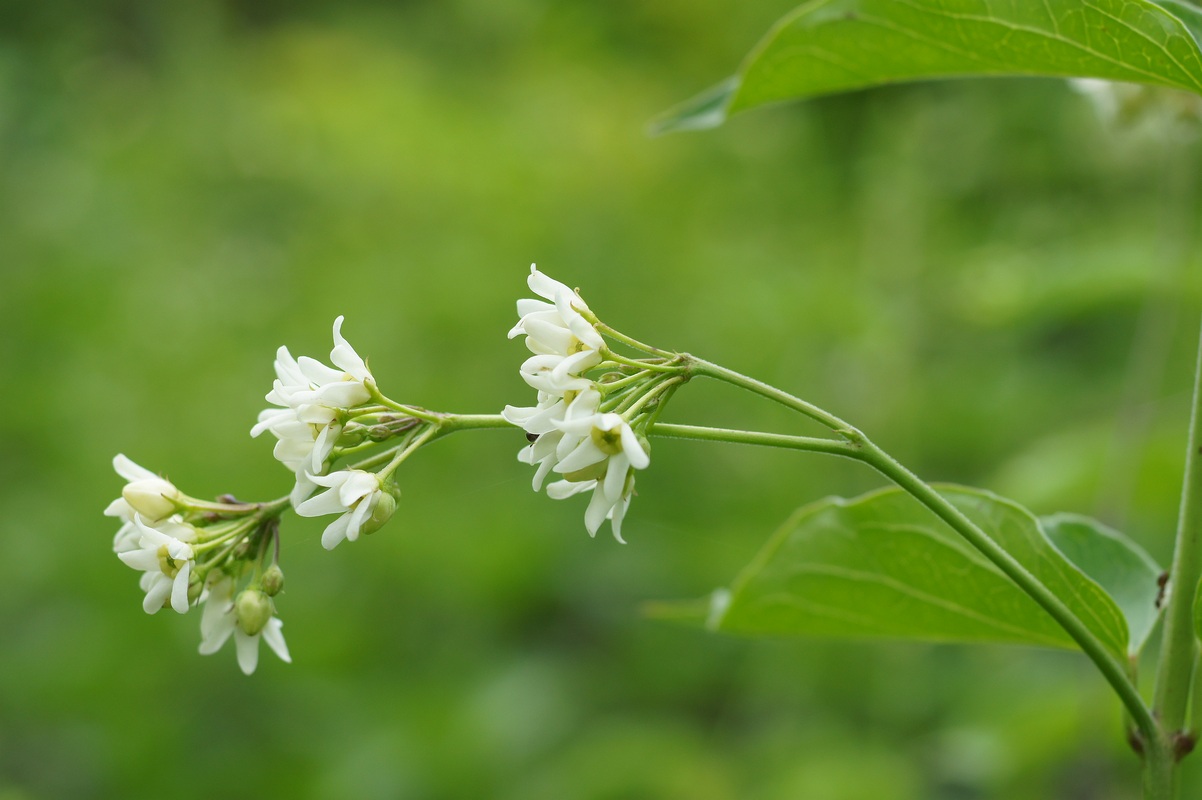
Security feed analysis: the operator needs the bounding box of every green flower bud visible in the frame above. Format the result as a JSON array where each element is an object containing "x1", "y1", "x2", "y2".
[
  {"x1": 187, "y1": 570, "x2": 205, "y2": 604},
  {"x1": 260, "y1": 564, "x2": 285, "y2": 597},
  {"x1": 563, "y1": 461, "x2": 609, "y2": 483},
  {"x1": 235, "y1": 589, "x2": 272, "y2": 636},
  {"x1": 360, "y1": 490, "x2": 398, "y2": 536}
]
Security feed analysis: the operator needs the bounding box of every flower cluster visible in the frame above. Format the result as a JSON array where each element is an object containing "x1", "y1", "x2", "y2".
[
  {"x1": 251, "y1": 316, "x2": 378, "y2": 507},
  {"x1": 107, "y1": 267, "x2": 687, "y2": 673},
  {"x1": 105, "y1": 455, "x2": 290, "y2": 674},
  {"x1": 252, "y1": 317, "x2": 413, "y2": 551},
  {"x1": 504, "y1": 265, "x2": 670, "y2": 542}
]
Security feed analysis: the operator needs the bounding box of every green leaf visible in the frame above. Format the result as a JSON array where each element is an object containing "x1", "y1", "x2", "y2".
[
  {"x1": 678, "y1": 486, "x2": 1131, "y2": 656},
  {"x1": 1040, "y1": 513, "x2": 1163, "y2": 654},
  {"x1": 651, "y1": 0, "x2": 1202, "y2": 134}
]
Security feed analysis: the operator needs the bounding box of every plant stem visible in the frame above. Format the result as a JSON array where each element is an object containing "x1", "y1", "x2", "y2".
[
  {"x1": 1145, "y1": 735, "x2": 1177, "y2": 800},
  {"x1": 688, "y1": 356, "x2": 1160, "y2": 746},
  {"x1": 650, "y1": 423, "x2": 858, "y2": 459},
  {"x1": 688, "y1": 357, "x2": 863, "y2": 439},
  {"x1": 1155, "y1": 319, "x2": 1202, "y2": 738},
  {"x1": 856, "y1": 441, "x2": 1160, "y2": 749}
]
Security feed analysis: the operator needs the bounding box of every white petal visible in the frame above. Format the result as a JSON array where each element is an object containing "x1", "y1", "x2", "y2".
[
  {"x1": 343, "y1": 498, "x2": 373, "y2": 542},
  {"x1": 619, "y1": 424, "x2": 650, "y2": 469},
  {"x1": 330, "y1": 316, "x2": 371, "y2": 380},
  {"x1": 546, "y1": 479, "x2": 596, "y2": 500},
  {"x1": 314, "y1": 381, "x2": 371, "y2": 410},
  {"x1": 261, "y1": 618, "x2": 292, "y2": 664},
  {"x1": 296, "y1": 487, "x2": 348, "y2": 518},
  {"x1": 170, "y1": 562, "x2": 192, "y2": 614},
  {"x1": 290, "y1": 473, "x2": 319, "y2": 507},
  {"x1": 603, "y1": 453, "x2": 630, "y2": 501},
  {"x1": 337, "y1": 471, "x2": 379, "y2": 507},
  {"x1": 321, "y1": 514, "x2": 352, "y2": 550},
  {"x1": 103, "y1": 497, "x2": 133, "y2": 520},
  {"x1": 609, "y1": 492, "x2": 631, "y2": 544},
  {"x1": 142, "y1": 575, "x2": 172, "y2": 614},
  {"x1": 554, "y1": 439, "x2": 607, "y2": 474},
  {"x1": 234, "y1": 628, "x2": 260, "y2": 675},
  {"x1": 113, "y1": 454, "x2": 157, "y2": 483},
  {"x1": 583, "y1": 488, "x2": 613, "y2": 537}
]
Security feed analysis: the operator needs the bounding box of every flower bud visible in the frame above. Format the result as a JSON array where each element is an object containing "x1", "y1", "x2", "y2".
[
  {"x1": 122, "y1": 478, "x2": 181, "y2": 523},
  {"x1": 260, "y1": 564, "x2": 285, "y2": 597},
  {"x1": 360, "y1": 490, "x2": 398, "y2": 536},
  {"x1": 235, "y1": 589, "x2": 272, "y2": 636},
  {"x1": 187, "y1": 570, "x2": 205, "y2": 604}
]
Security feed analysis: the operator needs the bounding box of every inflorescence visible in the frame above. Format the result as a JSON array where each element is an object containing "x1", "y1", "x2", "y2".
[{"x1": 106, "y1": 264, "x2": 690, "y2": 672}]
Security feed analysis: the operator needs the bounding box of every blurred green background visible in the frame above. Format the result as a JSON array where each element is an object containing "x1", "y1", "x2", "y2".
[{"x1": 3, "y1": 1, "x2": 1201, "y2": 798}]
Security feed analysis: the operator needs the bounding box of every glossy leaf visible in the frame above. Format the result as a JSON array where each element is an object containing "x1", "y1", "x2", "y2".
[
  {"x1": 656, "y1": 486, "x2": 1132, "y2": 657},
  {"x1": 651, "y1": 0, "x2": 1202, "y2": 134},
  {"x1": 1041, "y1": 513, "x2": 1163, "y2": 654}
]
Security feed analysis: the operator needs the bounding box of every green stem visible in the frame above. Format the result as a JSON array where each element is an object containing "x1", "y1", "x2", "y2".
[
  {"x1": 594, "y1": 321, "x2": 676, "y2": 358},
  {"x1": 690, "y1": 358, "x2": 1160, "y2": 745},
  {"x1": 856, "y1": 442, "x2": 1160, "y2": 748},
  {"x1": 650, "y1": 423, "x2": 857, "y2": 459},
  {"x1": 437, "y1": 413, "x2": 515, "y2": 433},
  {"x1": 1155, "y1": 319, "x2": 1202, "y2": 738},
  {"x1": 1145, "y1": 736, "x2": 1177, "y2": 800},
  {"x1": 688, "y1": 357, "x2": 863, "y2": 439}
]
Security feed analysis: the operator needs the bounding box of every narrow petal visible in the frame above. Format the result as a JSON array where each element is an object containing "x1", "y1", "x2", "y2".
[
  {"x1": 295, "y1": 487, "x2": 348, "y2": 518},
  {"x1": 609, "y1": 493, "x2": 631, "y2": 544},
  {"x1": 619, "y1": 425, "x2": 650, "y2": 469},
  {"x1": 142, "y1": 576, "x2": 172, "y2": 614},
  {"x1": 329, "y1": 316, "x2": 371, "y2": 379},
  {"x1": 554, "y1": 439, "x2": 607, "y2": 474},
  {"x1": 603, "y1": 453, "x2": 630, "y2": 501},
  {"x1": 321, "y1": 514, "x2": 353, "y2": 550},
  {"x1": 104, "y1": 498, "x2": 132, "y2": 519},
  {"x1": 546, "y1": 479, "x2": 596, "y2": 500},
  {"x1": 113, "y1": 454, "x2": 159, "y2": 483},
  {"x1": 261, "y1": 618, "x2": 292, "y2": 664},
  {"x1": 170, "y1": 562, "x2": 192, "y2": 614},
  {"x1": 583, "y1": 488, "x2": 612, "y2": 537},
  {"x1": 234, "y1": 629, "x2": 260, "y2": 675}
]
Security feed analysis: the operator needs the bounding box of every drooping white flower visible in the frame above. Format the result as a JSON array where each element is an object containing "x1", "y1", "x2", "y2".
[
  {"x1": 508, "y1": 388, "x2": 594, "y2": 488},
  {"x1": 509, "y1": 265, "x2": 605, "y2": 393},
  {"x1": 511, "y1": 385, "x2": 648, "y2": 543},
  {"x1": 294, "y1": 469, "x2": 395, "y2": 550},
  {"x1": 261, "y1": 316, "x2": 374, "y2": 412},
  {"x1": 199, "y1": 576, "x2": 291, "y2": 675},
  {"x1": 252, "y1": 316, "x2": 375, "y2": 496},
  {"x1": 117, "y1": 515, "x2": 198, "y2": 614},
  {"x1": 503, "y1": 389, "x2": 573, "y2": 436},
  {"x1": 546, "y1": 406, "x2": 649, "y2": 543},
  {"x1": 104, "y1": 455, "x2": 183, "y2": 551}
]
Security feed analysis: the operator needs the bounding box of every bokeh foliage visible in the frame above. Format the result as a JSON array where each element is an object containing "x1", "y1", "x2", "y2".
[{"x1": 2, "y1": 1, "x2": 1201, "y2": 797}]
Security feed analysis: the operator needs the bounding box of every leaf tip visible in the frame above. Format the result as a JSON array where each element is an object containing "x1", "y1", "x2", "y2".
[{"x1": 646, "y1": 76, "x2": 740, "y2": 137}]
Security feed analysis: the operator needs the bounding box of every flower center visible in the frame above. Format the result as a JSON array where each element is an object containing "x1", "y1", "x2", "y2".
[
  {"x1": 156, "y1": 545, "x2": 181, "y2": 578},
  {"x1": 590, "y1": 425, "x2": 624, "y2": 456}
]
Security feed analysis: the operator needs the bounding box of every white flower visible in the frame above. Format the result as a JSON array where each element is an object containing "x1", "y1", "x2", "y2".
[
  {"x1": 262, "y1": 316, "x2": 373, "y2": 412},
  {"x1": 516, "y1": 388, "x2": 649, "y2": 543},
  {"x1": 104, "y1": 454, "x2": 183, "y2": 550},
  {"x1": 117, "y1": 515, "x2": 198, "y2": 614},
  {"x1": 509, "y1": 265, "x2": 604, "y2": 393},
  {"x1": 252, "y1": 316, "x2": 374, "y2": 496},
  {"x1": 509, "y1": 388, "x2": 598, "y2": 490},
  {"x1": 294, "y1": 469, "x2": 394, "y2": 550},
  {"x1": 503, "y1": 389, "x2": 572, "y2": 436},
  {"x1": 199, "y1": 576, "x2": 291, "y2": 675}
]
